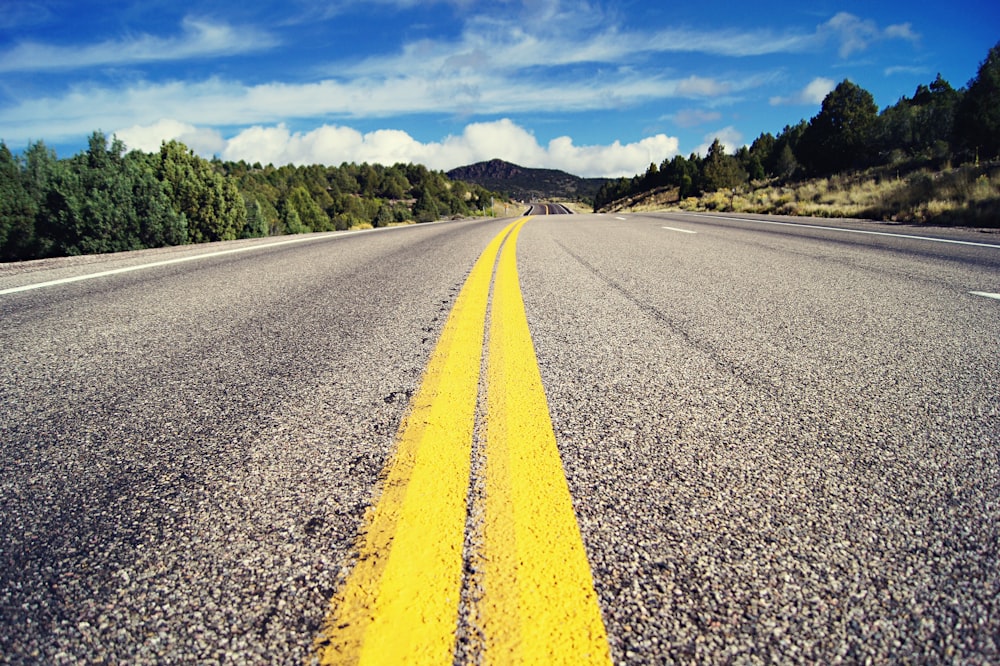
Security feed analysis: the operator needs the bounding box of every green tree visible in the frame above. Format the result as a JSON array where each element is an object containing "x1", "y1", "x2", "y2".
[
  {"x1": 18, "y1": 140, "x2": 64, "y2": 257},
  {"x1": 773, "y1": 121, "x2": 807, "y2": 179},
  {"x1": 71, "y1": 132, "x2": 143, "y2": 255},
  {"x1": 33, "y1": 132, "x2": 186, "y2": 256},
  {"x1": 799, "y1": 80, "x2": 879, "y2": 175},
  {"x1": 282, "y1": 205, "x2": 307, "y2": 234},
  {"x1": 413, "y1": 188, "x2": 441, "y2": 223},
  {"x1": 374, "y1": 204, "x2": 394, "y2": 228},
  {"x1": 124, "y1": 148, "x2": 187, "y2": 248},
  {"x1": 380, "y1": 169, "x2": 409, "y2": 199},
  {"x1": 876, "y1": 74, "x2": 961, "y2": 163},
  {"x1": 745, "y1": 153, "x2": 765, "y2": 182},
  {"x1": 0, "y1": 142, "x2": 38, "y2": 261},
  {"x1": 666, "y1": 154, "x2": 698, "y2": 198},
  {"x1": 329, "y1": 164, "x2": 360, "y2": 194},
  {"x1": 157, "y1": 140, "x2": 246, "y2": 243},
  {"x1": 30, "y1": 145, "x2": 84, "y2": 257},
  {"x1": 234, "y1": 166, "x2": 282, "y2": 235},
  {"x1": 358, "y1": 163, "x2": 381, "y2": 198},
  {"x1": 749, "y1": 132, "x2": 776, "y2": 176},
  {"x1": 641, "y1": 162, "x2": 660, "y2": 189},
  {"x1": 285, "y1": 185, "x2": 330, "y2": 232},
  {"x1": 701, "y1": 139, "x2": 748, "y2": 192},
  {"x1": 241, "y1": 198, "x2": 269, "y2": 238},
  {"x1": 955, "y1": 41, "x2": 1000, "y2": 160},
  {"x1": 774, "y1": 144, "x2": 800, "y2": 180}
]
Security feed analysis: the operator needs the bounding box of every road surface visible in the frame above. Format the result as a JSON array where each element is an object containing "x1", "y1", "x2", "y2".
[
  {"x1": 525, "y1": 202, "x2": 573, "y2": 215},
  {"x1": 1, "y1": 212, "x2": 998, "y2": 663}
]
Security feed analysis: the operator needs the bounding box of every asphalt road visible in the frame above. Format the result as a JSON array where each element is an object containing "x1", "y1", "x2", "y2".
[
  {"x1": 525, "y1": 202, "x2": 573, "y2": 215},
  {"x1": 1, "y1": 212, "x2": 998, "y2": 663}
]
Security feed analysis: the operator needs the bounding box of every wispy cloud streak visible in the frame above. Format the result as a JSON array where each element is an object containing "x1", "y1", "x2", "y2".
[{"x1": 0, "y1": 17, "x2": 278, "y2": 72}]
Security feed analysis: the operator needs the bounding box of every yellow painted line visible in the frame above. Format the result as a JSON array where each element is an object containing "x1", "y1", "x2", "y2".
[
  {"x1": 315, "y1": 218, "x2": 524, "y2": 665},
  {"x1": 480, "y1": 218, "x2": 611, "y2": 664},
  {"x1": 314, "y1": 216, "x2": 611, "y2": 664}
]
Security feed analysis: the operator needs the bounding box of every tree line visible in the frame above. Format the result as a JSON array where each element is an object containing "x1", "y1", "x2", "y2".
[
  {"x1": 0, "y1": 136, "x2": 501, "y2": 262},
  {"x1": 594, "y1": 41, "x2": 1000, "y2": 212}
]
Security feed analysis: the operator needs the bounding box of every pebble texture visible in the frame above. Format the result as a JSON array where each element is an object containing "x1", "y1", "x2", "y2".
[
  {"x1": 1, "y1": 213, "x2": 998, "y2": 663},
  {"x1": 519, "y1": 214, "x2": 1000, "y2": 663},
  {"x1": 0, "y1": 221, "x2": 502, "y2": 664}
]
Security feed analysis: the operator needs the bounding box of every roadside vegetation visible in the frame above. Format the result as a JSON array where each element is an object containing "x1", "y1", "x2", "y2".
[
  {"x1": 595, "y1": 41, "x2": 1000, "y2": 227},
  {"x1": 0, "y1": 136, "x2": 503, "y2": 263}
]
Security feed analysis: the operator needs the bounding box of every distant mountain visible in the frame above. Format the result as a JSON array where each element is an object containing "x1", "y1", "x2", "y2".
[{"x1": 447, "y1": 159, "x2": 607, "y2": 202}]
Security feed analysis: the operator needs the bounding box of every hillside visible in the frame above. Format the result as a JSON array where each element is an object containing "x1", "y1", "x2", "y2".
[
  {"x1": 592, "y1": 43, "x2": 1000, "y2": 226},
  {"x1": 680, "y1": 163, "x2": 1000, "y2": 226},
  {"x1": 447, "y1": 159, "x2": 607, "y2": 202},
  {"x1": 600, "y1": 161, "x2": 1000, "y2": 228}
]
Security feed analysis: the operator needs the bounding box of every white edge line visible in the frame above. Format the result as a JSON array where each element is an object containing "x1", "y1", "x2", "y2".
[
  {"x1": 662, "y1": 226, "x2": 697, "y2": 234},
  {"x1": 0, "y1": 227, "x2": 384, "y2": 296},
  {"x1": 970, "y1": 291, "x2": 1000, "y2": 301},
  {"x1": 677, "y1": 213, "x2": 1000, "y2": 250}
]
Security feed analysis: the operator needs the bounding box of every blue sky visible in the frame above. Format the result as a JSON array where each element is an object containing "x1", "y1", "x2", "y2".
[{"x1": 1, "y1": 0, "x2": 997, "y2": 177}]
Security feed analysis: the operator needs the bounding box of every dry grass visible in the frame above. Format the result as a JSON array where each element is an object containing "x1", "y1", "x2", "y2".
[
  {"x1": 669, "y1": 163, "x2": 1000, "y2": 228},
  {"x1": 604, "y1": 186, "x2": 681, "y2": 213},
  {"x1": 554, "y1": 199, "x2": 597, "y2": 214}
]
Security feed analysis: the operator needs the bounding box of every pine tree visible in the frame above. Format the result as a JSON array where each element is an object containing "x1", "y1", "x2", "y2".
[
  {"x1": 701, "y1": 139, "x2": 748, "y2": 192},
  {"x1": 955, "y1": 41, "x2": 1000, "y2": 160},
  {"x1": 799, "y1": 80, "x2": 878, "y2": 175}
]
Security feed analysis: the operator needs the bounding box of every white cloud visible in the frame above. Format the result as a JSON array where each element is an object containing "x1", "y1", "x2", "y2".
[
  {"x1": 695, "y1": 126, "x2": 744, "y2": 157},
  {"x1": 0, "y1": 66, "x2": 772, "y2": 147},
  {"x1": 342, "y1": 16, "x2": 814, "y2": 83},
  {"x1": 647, "y1": 26, "x2": 814, "y2": 57},
  {"x1": 0, "y1": 4, "x2": 918, "y2": 176},
  {"x1": 283, "y1": 0, "x2": 477, "y2": 24},
  {"x1": 885, "y1": 65, "x2": 930, "y2": 77},
  {"x1": 0, "y1": 3, "x2": 826, "y2": 146},
  {"x1": 769, "y1": 77, "x2": 835, "y2": 106},
  {"x1": 115, "y1": 118, "x2": 679, "y2": 178},
  {"x1": 546, "y1": 134, "x2": 680, "y2": 178},
  {"x1": 823, "y1": 12, "x2": 880, "y2": 58},
  {"x1": 671, "y1": 109, "x2": 723, "y2": 129},
  {"x1": 802, "y1": 77, "x2": 836, "y2": 103},
  {"x1": 885, "y1": 23, "x2": 920, "y2": 44},
  {"x1": 116, "y1": 119, "x2": 226, "y2": 155},
  {"x1": 675, "y1": 76, "x2": 733, "y2": 98},
  {"x1": 0, "y1": 2, "x2": 52, "y2": 29},
  {"x1": 819, "y1": 12, "x2": 921, "y2": 58},
  {"x1": 0, "y1": 16, "x2": 277, "y2": 72}
]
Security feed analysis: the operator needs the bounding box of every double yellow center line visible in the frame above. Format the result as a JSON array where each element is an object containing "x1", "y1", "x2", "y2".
[{"x1": 314, "y1": 217, "x2": 611, "y2": 664}]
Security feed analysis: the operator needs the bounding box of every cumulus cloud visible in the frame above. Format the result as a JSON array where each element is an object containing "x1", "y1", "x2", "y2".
[
  {"x1": 695, "y1": 126, "x2": 744, "y2": 157},
  {"x1": 116, "y1": 118, "x2": 679, "y2": 178},
  {"x1": 116, "y1": 119, "x2": 226, "y2": 155},
  {"x1": 546, "y1": 134, "x2": 680, "y2": 178},
  {"x1": 769, "y1": 77, "x2": 835, "y2": 106}
]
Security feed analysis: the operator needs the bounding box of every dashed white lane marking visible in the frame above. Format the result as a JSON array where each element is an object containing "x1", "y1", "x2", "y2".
[
  {"x1": 970, "y1": 291, "x2": 1000, "y2": 301},
  {"x1": 615, "y1": 216, "x2": 628, "y2": 221},
  {"x1": 662, "y1": 226, "x2": 697, "y2": 234}
]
